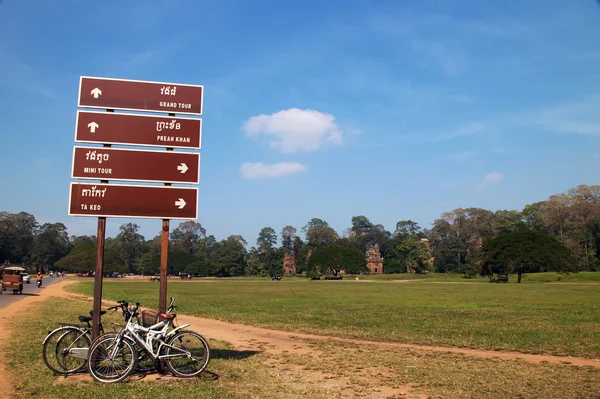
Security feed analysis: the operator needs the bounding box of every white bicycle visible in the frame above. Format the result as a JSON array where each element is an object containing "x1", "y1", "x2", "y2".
[{"x1": 86, "y1": 297, "x2": 211, "y2": 383}]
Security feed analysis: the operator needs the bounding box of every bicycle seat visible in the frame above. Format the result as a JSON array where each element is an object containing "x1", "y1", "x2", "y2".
[
  {"x1": 88, "y1": 310, "x2": 107, "y2": 316},
  {"x1": 79, "y1": 315, "x2": 93, "y2": 323},
  {"x1": 159, "y1": 312, "x2": 175, "y2": 320}
]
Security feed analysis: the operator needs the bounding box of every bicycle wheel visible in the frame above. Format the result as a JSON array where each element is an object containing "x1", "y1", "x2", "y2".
[
  {"x1": 87, "y1": 333, "x2": 137, "y2": 383},
  {"x1": 99, "y1": 331, "x2": 157, "y2": 373},
  {"x1": 55, "y1": 328, "x2": 92, "y2": 374},
  {"x1": 164, "y1": 331, "x2": 210, "y2": 378},
  {"x1": 42, "y1": 326, "x2": 89, "y2": 375}
]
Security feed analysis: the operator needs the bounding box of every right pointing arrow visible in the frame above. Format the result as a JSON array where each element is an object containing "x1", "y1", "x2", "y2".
[
  {"x1": 177, "y1": 163, "x2": 188, "y2": 174},
  {"x1": 87, "y1": 122, "x2": 99, "y2": 133},
  {"x1": 175, "y1": 198, "x2": 186, "y2": 209}
]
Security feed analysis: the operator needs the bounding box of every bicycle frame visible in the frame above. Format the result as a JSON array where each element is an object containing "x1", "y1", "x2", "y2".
[
  {"x1": 60, "y1": 328, "x2": 93, "y2": 360},
  {"x1": 44, "y1": 316, "x2": 107, "y2": 362},
  {"x1": 124, "y1": 318, "x2": 191, "y2": 359},
  {"x1": 106, "y1": 299, "x2": 191, "y2": 362}
]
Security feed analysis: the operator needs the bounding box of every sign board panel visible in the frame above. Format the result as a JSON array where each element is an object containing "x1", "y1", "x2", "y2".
[
  {"x1": 68, "y1": 183, "x2": 198, "y2": 219},
  {"x1": 78, "y1": 76, "x2": 203, "y2": 115},
  {"x1": 71, "y1": 146, "x2": 200, "y2": 184},
  {"x1": 75, "y1": 111, "x2": 202, "y2": 149}
]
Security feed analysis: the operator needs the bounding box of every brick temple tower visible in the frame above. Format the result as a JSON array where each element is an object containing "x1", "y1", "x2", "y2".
[
  {"x1": 283, "y1": 252, "x2": 296, "y2": 275},
  {"x1": 366, "y1": 244, "x2": 383, "y2": 275}
]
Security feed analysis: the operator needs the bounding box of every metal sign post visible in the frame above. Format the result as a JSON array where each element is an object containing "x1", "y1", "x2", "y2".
[{"x1": 70, "y1": 76, "x2": 203, "y2": 337}]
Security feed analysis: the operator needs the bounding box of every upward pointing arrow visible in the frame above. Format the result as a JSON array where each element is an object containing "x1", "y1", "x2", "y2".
[
  {"x1": 91, "y1": 88, "x2": 102, "y2": 98},
  {"x1": 175, "y1": 198, "x2": 186, "y2": 209},
  {"x1": 87, "y1": 122, "x2": 99, "y2": 133},
  {"x1": 177, "y1": 163, "x2": 188, "y2": 174}
]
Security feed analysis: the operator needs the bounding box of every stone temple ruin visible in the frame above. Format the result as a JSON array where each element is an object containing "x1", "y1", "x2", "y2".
[
  {"x1": 366, "y1": 244, "x2": 383, "y2": 275},
  {"x1": 283, "y1": 252, "x2": 296, "y2": 275}
]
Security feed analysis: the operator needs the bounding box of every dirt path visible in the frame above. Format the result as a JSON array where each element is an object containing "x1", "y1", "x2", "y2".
[
  {"x1": 0, "y1": 280, "x2": 73, "y2": 399},
  {"x1": 171, "y1": 316, "x2": 599, "y2": 368}
]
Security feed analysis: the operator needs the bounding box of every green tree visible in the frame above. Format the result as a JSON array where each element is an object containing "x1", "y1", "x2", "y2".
[
  {"x1": 195, "y1": 235, "x2": 217, "y2": 264},
  {"x1": 245, "y1": 249, "x2": 264, "y2": 276},
  {"x1": 522, "y1": 202, "x2": 546, "y2": 233},
  {"x1": 482, "y1": 230, "x2": 576, "y2": 283},
  {"x1": 137, "y1": 252, "x2": 160, "y2": 275},
  {"x1": 494, "y1": 210, "x2": 526, "y2": 234},
  {"x1": 394, "y1": 220, "x2": 422, "y2": 239},
  {"x1": 542, "y1": 194, "x2": 572, "y2": 242},
  {"x1": 350, "y1": 215, "x2": 374, "y2": 237},
  {"x1": 185, "y1": 260, "x2": 212, "y2": 276},
  {"x1": 396, "y1": 239, "x2": 434, "y2": 274},
  {"x1": 55, "y1": 243, "x2": 96, "y2": 273},
  {"x1": 302, "y1": 218, "x2": 329, "y2": 234},
  {"x1": 429, "y1": 218, "x2": 467, "y2": 273},
  {"x1": 168, "y1": 250, "x2": 196, "y2": 275},
  {"x1": 292, "y1": 236, "x2": 304, "y2": 266},
  {"x1": 211, "y1": 235, "x2": 248, "y2": 276},
  {"x1": 306, "y1": 226, "x2": 339, "y2": 249},
  {"x1": 104, "y1": 246, "x2": 127, "y2": 273},
  {"x1": 257, "y1": 227, "x2": 277, "y2": 251},
  {"x1": 69, "y1": 235, "x2": 96, "y2": 246},
  {"x1": 171, "y1": 221, "x2": 206, "y2": 255},
  {"x1": 0, "y1": 211, "x2": 38, "y2": 264},
  {"x1": 30, "y1": 223, "x2": 70, "y2": 269},
  {"x1": 281, "y1": 225, "x2": 297, "y2": 253},
  {"x1": 115, "y1": 223, "x2": 145, "y2": 273},
  {"x1": 307, "y1": 245, "x2": 366, "y2": 275}
]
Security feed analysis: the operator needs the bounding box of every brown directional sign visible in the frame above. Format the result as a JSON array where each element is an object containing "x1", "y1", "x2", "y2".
[
  {"x1": 75, "y1": 111, "x2": 202, "y2": 149},
  {"x1": 68, "y1": 183, "x2": 198, "y2": 219},
  {"x1": 71, "y1": 146, "x2": 200, "y2": 184},
  {"x1": 78, "y1": 76, "x2": 203, "y2": 115}
]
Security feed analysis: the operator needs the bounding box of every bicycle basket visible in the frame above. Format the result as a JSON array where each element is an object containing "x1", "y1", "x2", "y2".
[{"x1": 141, "y1": 309, "x2": 159, "y2": 327}]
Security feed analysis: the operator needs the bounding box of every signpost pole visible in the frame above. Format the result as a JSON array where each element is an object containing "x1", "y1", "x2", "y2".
[
  {"x1": 159, "y1": 217, "x2": 169, "y2": 314},
  {"x1": 92, "y1": 110, "x2": 113, "y2": 339},
  {"x1": 92, "y1": 216, "x2": 105, "y2": 339},
  {"x1": 159, "y1": 114, "x2": 176, "y2": 314}
]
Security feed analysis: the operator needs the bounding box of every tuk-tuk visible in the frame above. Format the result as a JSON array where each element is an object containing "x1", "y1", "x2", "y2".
[{"x1": 1, "y1": 266, "x2": 25, "y2": 295}]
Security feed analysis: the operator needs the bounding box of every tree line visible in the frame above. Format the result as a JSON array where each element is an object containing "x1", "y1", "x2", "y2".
[{"x1": 0, "y1": 184, "x2": 595, "y2": 278}]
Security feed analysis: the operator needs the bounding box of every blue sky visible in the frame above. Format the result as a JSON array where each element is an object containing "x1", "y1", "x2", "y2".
[{"x1": 1, "y1": 0, "x2": 600, "y2": 246}]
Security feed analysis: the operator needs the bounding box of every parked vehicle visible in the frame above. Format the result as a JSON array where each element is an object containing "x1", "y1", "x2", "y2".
[{"x1": 1, "y1": 266, "x2": 25, "y2": 294}]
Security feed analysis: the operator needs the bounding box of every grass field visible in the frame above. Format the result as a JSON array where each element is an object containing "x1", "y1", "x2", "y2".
[
  {"x1": 161, "y1": 271, "x2": 600, "y2": 283},
  {"x1": 8, "y1": 296, "x2": 600, "y2": 399},
  {"x1": 342, "y1": 271, "x2": 600, "y2": 283},
  {"x1": 66, "y1": 278, "x2": 600, "y2": 358}
]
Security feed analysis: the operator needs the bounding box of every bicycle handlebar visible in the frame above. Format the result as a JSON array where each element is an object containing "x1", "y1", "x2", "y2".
[{"x1": 105, "y1": 297, "x2": 178, "y2": 322}]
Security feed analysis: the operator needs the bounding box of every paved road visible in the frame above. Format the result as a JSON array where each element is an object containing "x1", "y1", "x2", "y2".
[{"x1": 0, "y1": 276, "x2": 61, "y2": 309}]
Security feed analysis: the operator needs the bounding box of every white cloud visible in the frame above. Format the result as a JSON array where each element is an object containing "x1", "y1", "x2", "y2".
[
  {"x1": 479, "y1": 172, "x2": 504, "y2": 188},
  {"x1": 242, "y1": 108, "x2": 344, "y2": 153},
  {"x1": 240, "y1": 162, "x2": 307, "y2": 180}
]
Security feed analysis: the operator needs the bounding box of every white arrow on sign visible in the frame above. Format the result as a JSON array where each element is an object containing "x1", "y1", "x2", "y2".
[
  {"x1": 177, "y1": 163, "x2": 188, "y2": 174},
  {"x1": 87, "y1": 122, "x2": 99, "y2": 133},
  {"x1": 175, "y1": 198, "x2": 186, "y2": 209},
  {"x1": 91, "y1": 88, "x2": 102, "y2": 98}
]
